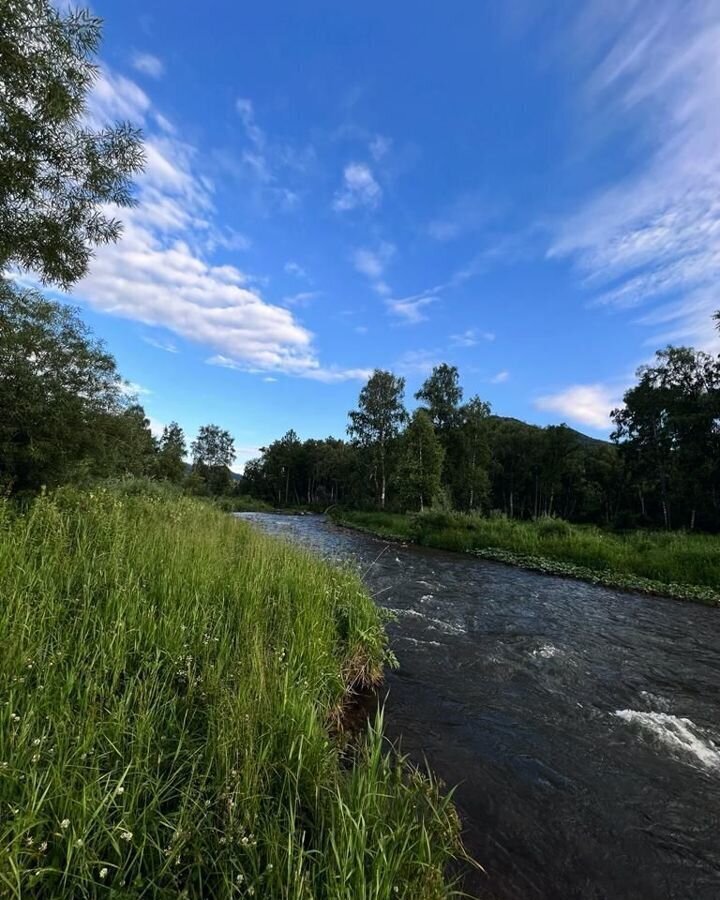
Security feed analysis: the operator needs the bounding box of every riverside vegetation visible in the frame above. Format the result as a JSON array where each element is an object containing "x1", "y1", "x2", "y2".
[
  {"x1": 329, "y1": 510, "x2": 720, "y2": 606},
  {"x1": 0, "y1": 486, "x2": 465, "y2": 898}
]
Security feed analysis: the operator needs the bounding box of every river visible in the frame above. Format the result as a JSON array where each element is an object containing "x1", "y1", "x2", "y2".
[{"x1": 238, "y1": 513, "x2": 720, "y2": 899}]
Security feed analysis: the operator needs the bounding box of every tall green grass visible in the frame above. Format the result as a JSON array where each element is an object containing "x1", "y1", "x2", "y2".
[
  {"x1": 332, "y1": 510, "x2": 720, "y2": 604},
  {"x1": 0, "y1": 489, "x2": 464, "y2": 897}
]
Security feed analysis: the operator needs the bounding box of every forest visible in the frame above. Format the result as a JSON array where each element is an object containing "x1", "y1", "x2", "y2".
[{"x1": 242, "y1": 349, "x2": 720, "y2": 533}]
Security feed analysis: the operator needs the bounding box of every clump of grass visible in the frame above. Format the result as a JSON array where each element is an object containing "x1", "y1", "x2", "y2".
[
  {"x1": 0, "y1": 489, "x2": 464, "y2": 897},
  {"x1": 331, "y1": 509, "x2": 720, "y2": 604}
]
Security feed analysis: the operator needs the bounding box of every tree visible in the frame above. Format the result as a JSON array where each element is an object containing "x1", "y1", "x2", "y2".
[
  {"x1": 612, "y1": 347, "x2": 720, "y2": 529},
  {"x1": 398, "y1": 409, "x2": 444, "y2": 512},
  {"x1": 191, "y1": 425, "x2": 236, "y2": 495},
  {"x1": 157, "y1": 422, "x2": 186, "y2": 482},
  {"x1": 0, "y1": 1, "x2": 144, "y2": 287},
  {"x1": 415, "y1": 364, "x2": 463, "y2": 431},
  {"x1": 0, "y1": 281, "x2": 126, "y2": 492},
  {"x1": 348, "y1": 370, "x2": 406, "y2": 509},
  {"x1": 113, "y1": 404, "x2": 157, "y2": 477},
  {"x1": 455, "y1": 396, "x2": 491, "y2": 510}
]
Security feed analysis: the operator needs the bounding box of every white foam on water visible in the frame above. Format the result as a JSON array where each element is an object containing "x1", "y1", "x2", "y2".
[
  {"x1": 614, "y1": 710, "x2": 720, "y2": 770},
  {"x1": 383, "y1": 607, "x2": 466, "y2": 635},
  {"x1": 400, "y1": 636, "x2": 442, "y2": 648},
  {"x1": 531, "y1": 643, "x2": 560, "y2": 659},
  {"x1": 639, "y1": 690, "x2": 671, "y2": 712},
  {"x1": 419, "y1": 593, "x2": 434, "y2": 603}
]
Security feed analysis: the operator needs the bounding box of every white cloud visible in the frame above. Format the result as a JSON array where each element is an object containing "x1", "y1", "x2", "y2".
[
  {"x1": 451, "y1": 329, "x2": 495, "y2": 347},
  {"x1": 490, "y1": 370, "x2": 509, "y2": 384},
  {"x1": 88, "y1": 68, "x2": 151, "y2": 126},
  {"x1": 282, "y1": 291, "x2": 320, "y2": 307},
  {"x1": 142, "y1": 335, "x2": 179, "y2": 353},
  {"x1": 147, "y1": 416, "x2": 166, "y2": 439},
  {"x1": 119, "y1": 380, "x2": 152, "y2": 397},
  {"x1": 352, "y1": 243, "x2": 395, "y2": 280},
  {"x1": 396, "y1": 349, "x2": 441, "y2": 376},
  {"x1": 131, "y1": 52, "x2": 165, "y2": 79},
  {"x1": 284, "y1": 261, "x2": 308, "y2": 280},
  {"x1": 369, "y1": 135, "x2": 392, "y2": 161},
  {"x1": 59, "y1": 66, "x2": 367, "y2": 383},
  {"x1": 236, "y1": 98, "x2": 266, "y2": 150},
  {"x1": 386, "y1": 293, "x2": 437, "y2": 325},
  {"x1": 549, "y1": 1, "x2": 720, "y2": 351},
  {"x1": 535, "y1": 383, "x2": 621, "y2": 431},
  {"x1": 333, "y1": 163, "x2": 382, "y2": 212}
]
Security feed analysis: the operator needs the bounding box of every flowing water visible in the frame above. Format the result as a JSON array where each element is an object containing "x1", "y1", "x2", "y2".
[{"x1": 238, "y1": 513, "x2": 720, "y2": 899}]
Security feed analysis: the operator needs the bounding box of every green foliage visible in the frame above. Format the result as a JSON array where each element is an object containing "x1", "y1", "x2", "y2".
[
  {"x1": 191, "y1": 424, "x2": 236, "y2": 496},
  {"x1": 0, "y1": 489, "x2": 465, "y2": 897},
  {"x1": 348, "y1": 370, "x2": 407, "y2": 509},
  {"x1": 0, "y1": 282, "x2": 123, "y2": 493},
  {"x1": 0, "y1": 0, "x2": 144, "y2": 286},
  {"x1": 156, "y1": 422, "x2": 186, "y2": 483},
  {"x1": 397, "y1": 409, "x2": 444, "y2": 511},
  {"x1": 612, "y1": 346, "x2": 720, "y2": 530},
  {"x1": 331, "y1": 509, "x2": 720, "y2": 604},
  {"x1": 415, "y1": 364, "x2": 462, "y2": 431}
]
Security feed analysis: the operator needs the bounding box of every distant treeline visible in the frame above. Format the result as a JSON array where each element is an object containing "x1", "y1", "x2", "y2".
[
  {"x1": 243, "y1": 350, "x2": 720, "y2": 532},
  {"x1": 0, "y1": 283, "x2": 237, "y2": 501},
  {"x1": 3, "y1": 282, "x2": 720, "y2": 531}
]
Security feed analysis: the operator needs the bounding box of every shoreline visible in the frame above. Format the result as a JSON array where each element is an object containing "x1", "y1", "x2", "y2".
[{"x1": 329, "y1": 513, "x2": 720, "y2": 608}]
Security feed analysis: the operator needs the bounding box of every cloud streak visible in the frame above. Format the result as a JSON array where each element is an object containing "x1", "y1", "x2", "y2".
[
  {"x1": 63, "y1": 67, "x2": 367, "y2": 383},
  {"x1": 549, "y1": 0, "x2": 720, "y2": 352}
]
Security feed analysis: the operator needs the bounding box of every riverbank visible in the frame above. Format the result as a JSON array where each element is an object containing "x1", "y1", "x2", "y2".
[
  {"x1": 0, "y1": 489, "x2": 466, "y2": 898},
  {"x1": 329, "y1": 509, "x2": 720, "y2": 606}
]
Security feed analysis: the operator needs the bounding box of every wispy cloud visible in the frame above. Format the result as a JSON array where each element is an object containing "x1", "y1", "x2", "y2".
[
  {"x1": 489, "y1": 370, "x2": 509, "y2": 384},
  {"x1": 281, "y1": 291, "x2": 320, "y2": 307},
  {"x1": 369, "y1": 134, "x2": 392, "y2": 161},
  {"x1": 142, "y1": 335, "x2": 179, "y2": 354},
  {"x1": 218, "y1": 97, "x2": 309, "y2": 211},
  {"x1": 119, "y1": 380, "x2": 153, "y2": 397},
  {"x1": 386, "y1": 292, "x2": 437, "y2": 325},
  {"x1": 207, "y1": 355, "x2": 371, "y2": 383},
  {"x1": 333, "y1": 162, "x2": 382, "y2": 212},
  {"x1": 535, "y1": 383, "x2": 621, "y2": 431},
  {"x1": 131, "y1": 52, "x2": 165, "y2": 79},
  {"x1": 396, "y1": 349, "x2": 442, "y2": 376},
  {"x1": 549, "y1": 0, "x2": 720, "y2": 351},
  {"x1": 58, "y1": 66, "x2": 367, "y2": 384},
  {"x1": 284, "y1": 260, "x2": 309, "y2": 280},
  {"x1": 451, "y1": 328, "x2": 495, "y2": 347},
  {"x1": 352, "y1": 242, "x2": 395, "y2": 295}
]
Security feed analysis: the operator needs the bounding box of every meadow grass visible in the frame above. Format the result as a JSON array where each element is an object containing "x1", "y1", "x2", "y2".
[
  {"x1": 331, "y1": 510, "x2": 720, "y2": 605},
  {"x1": 0, "y1": 489, "x2": 464, "y2": 898}
]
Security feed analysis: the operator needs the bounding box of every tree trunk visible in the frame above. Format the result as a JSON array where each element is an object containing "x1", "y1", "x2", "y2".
[{"x1": 379, "y1": 449, "x2": 386, "y2": 509}]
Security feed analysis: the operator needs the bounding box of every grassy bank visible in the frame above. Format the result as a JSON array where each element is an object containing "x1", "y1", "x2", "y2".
[
  {"x1": 330, "y1": 510, "x2": 720, "y2": 606},
  {"x1": 0, "y1": 489, "x2": 465, "y2": 898}
]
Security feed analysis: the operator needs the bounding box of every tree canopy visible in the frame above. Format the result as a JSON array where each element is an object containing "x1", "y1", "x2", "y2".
[{"x1": 0, "y1": 0, "x2": 144, "y2": 286}]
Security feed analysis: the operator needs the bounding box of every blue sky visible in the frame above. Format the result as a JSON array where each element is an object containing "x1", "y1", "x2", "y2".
[{"x1": 59, "y1": 0, "x2": 720, "y2": 467}]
